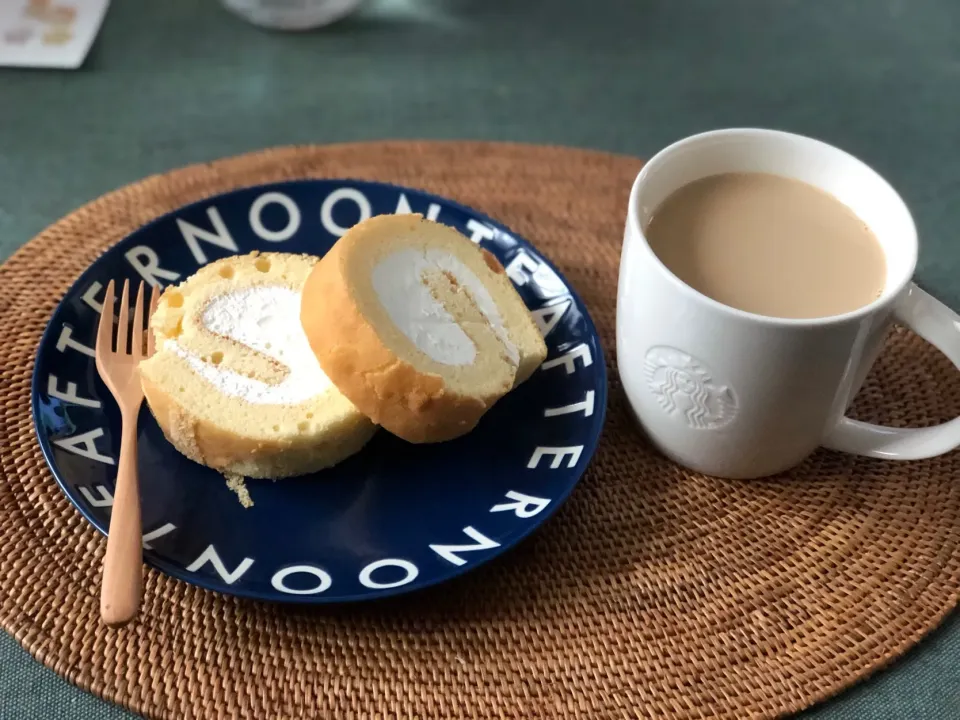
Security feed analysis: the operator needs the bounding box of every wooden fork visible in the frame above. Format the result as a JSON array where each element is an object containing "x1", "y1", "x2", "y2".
[{"x1": 95, "y1": 279, "x2": 159, "y2": 627}]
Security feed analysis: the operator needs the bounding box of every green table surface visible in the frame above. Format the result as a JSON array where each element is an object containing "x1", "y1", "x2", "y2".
[{"x1": 2, "y1": 1, "x2": 958, "y2": 717}]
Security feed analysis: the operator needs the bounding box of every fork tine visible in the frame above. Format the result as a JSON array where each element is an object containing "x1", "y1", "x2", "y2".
[
  {"x1": 116, "y1": 279, "x2": 130, "y2": 354},
  {"x1": 147, "y1": 284, "x2": 160, "y2": 357},
  {"x1": 96, "y1": 280, "x2": 116, "y2": 358},
  {"x1": 131, "y1": 281, "x2": 146, "y2": 358}
]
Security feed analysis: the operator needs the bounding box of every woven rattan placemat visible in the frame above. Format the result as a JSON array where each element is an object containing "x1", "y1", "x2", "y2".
[{"x1": 1, "y1": 142, "x2": 958, "y2": 719}]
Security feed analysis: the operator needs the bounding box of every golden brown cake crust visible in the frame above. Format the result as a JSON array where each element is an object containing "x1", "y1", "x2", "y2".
[
  {"x1": 140, "y1": 252, "x2": 377, "y2": 478},
  {"x1": 300, "y1": 215, "x2": 546, "y2": 443}
]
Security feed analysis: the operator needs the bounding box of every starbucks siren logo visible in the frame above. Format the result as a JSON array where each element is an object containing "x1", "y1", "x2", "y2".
[{"x1": 644, "y1": 346, "x2": 737, "y2": 430}]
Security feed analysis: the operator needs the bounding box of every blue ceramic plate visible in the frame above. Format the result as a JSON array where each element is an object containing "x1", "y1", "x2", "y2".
[{"x1": 32, "y1": 180, "x2": 607, "y2": 603}]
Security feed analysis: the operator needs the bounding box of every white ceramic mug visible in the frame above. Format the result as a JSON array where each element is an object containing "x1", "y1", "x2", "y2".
[{"x1": 617, "y1": 128, "x2": 960, "y2": 479}]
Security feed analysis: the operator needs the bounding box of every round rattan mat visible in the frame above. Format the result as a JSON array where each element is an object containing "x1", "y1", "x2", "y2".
[{"x1": 0, "y1": 142, "x2": 958, "y2": 719}]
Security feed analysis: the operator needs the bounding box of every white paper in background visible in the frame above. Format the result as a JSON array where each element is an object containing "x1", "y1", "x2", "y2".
[{"x1": 0, "y1": 0, "x2": 110, "y2": 69}]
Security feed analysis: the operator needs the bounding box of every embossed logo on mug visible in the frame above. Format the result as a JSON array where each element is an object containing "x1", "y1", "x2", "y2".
[{"x1": 644, "y1": 346, "x2": 738, "y2": 429}]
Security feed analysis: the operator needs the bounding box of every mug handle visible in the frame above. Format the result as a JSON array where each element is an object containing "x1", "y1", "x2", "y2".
[{"x1": 824, "y1": 283, "x2": 960, "y2": 460}]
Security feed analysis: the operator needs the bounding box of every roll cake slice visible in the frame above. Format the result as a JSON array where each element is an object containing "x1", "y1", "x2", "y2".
[
  {"x1": 301, "y1": 214, "x2": 547, "y2": 443},
  {"x1": 139, "y1": 252, "x2": 376, "y2": 479}
]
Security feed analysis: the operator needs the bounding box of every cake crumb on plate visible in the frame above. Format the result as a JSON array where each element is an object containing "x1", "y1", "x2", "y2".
[{"x1": 224, "y1": 473, "x2": 254, "y2": 508}]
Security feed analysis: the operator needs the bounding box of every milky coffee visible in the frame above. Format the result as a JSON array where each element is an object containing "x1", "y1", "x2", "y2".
[{"x1": 645, "y1": 172, "x2": 886, "y2": 319}]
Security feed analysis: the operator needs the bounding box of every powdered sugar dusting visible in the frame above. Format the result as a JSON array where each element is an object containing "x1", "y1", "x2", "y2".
[{"x1": 168, "y1": 285, "x2": 330, "y2": 405}]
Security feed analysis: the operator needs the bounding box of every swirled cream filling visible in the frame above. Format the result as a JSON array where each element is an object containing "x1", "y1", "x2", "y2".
[
  {"x1": 370, "y1": 248, "x2": 519, "y2": 367},
  {"x1": 167, "y1": 286, "x2": 330, "y2": 405}
]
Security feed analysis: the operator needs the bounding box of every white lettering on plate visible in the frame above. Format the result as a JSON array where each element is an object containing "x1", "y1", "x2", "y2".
[
  {"x1": 271, "y1": 565, "x2": 333, "y2": 595},
  {"x1": 78, "y1": 484, "x2": 113, "y2": 507},
  {"x1": 490, "y1": 490, "x2": 550, "y2": 518},
  {"x1": 394, "y1": 193, "x2": 441, "y2": 221},
  {"x1": 81, "y1": 281, "x2": 108, "y2": 314},
  {"x1": 531, "y1": 298, "x2": 572, "y2": 338},
  {"x1": 505, "y1": 251, "x2": 539, "y2": 287},
  {"x1": 541, "y1": 343, "x2": 593, "y2": 375},
  {"x1": 465, "y1": 219, "x2": 495, "y2": 244},
  {"x1": 72, "y1": 490, "x2": 175, "y2": 548},
  {"x1": 320, "y1": 188, "x2": 371, "y2": 237},
  {"x1": 395, "y1": 193, "x2": 413, "y2": 215},
  {"x1": 142, "y1": 523, "x2": 177, "y2": 550},
  {"x1": 48, "y1": 374, "x2": 100, "y2": 408},
  {"x1": 544, "y1": 390, "x2": 595, "y2": 418},
  {"x1": 186, "y1": 545, "x2": 254, "y2": 585},
  {"x1": 504, "y1": 249, "x2": 567, "y2": 297},
  {"x1": 52, "y1": 428, "x2": 114, "y2": 465},
  {"x1": 429, "y1": 526, "x2": 500, "y2": 567},
  {"x1": 358, "y1": 559, "x2": 419, "y2": 589},
  {"x1": 56, "y1": 325, "x2": 95, "y2": 358},
  {"x1": 177, "y1": 207, "x2": 238, "y2": 264},
  {"x1": 125, "y1": 245, "x2": 181, "y2": 286},
  {"x1": 527, "y1": 446, "x2": 583, "y2": 470},
  {"x1": 249, "y1": 192, "x2": 301, "y2": 243}
]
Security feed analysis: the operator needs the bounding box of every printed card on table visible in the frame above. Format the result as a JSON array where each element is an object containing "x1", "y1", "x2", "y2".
[{"x1": 0, "y1": 0, "x2": 110, "y2": 69}]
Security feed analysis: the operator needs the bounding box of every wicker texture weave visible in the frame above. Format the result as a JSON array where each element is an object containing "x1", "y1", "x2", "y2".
[{"x1": 0, "y1": 142, "x2": 957, "y2": 719}]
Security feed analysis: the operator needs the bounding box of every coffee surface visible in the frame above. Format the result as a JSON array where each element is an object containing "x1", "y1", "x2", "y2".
[{"x1": 646, "y1": 172, "x2": 886, "y2": 319}]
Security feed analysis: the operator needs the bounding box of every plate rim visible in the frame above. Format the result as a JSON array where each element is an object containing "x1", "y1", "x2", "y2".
[{"x1": 30, "y1": 177, "x2": 609, "y2": 603}]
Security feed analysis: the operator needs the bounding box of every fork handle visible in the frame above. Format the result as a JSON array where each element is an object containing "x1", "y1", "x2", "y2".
[{"x1": 100, "y1": 410, "x2": 143, "y2": 627}]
